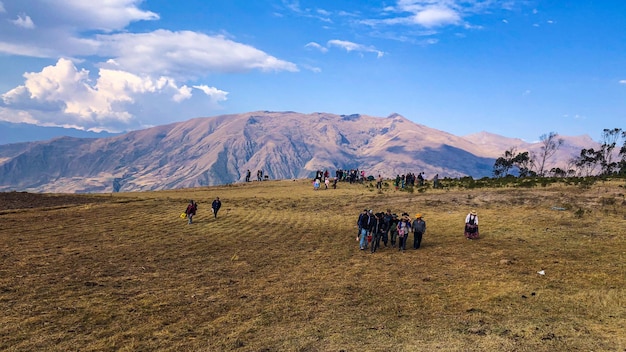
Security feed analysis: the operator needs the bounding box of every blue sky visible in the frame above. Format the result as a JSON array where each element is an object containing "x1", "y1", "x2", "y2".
[{"x1": 0, "y1": 0, "x2": 624, "y2": 141}]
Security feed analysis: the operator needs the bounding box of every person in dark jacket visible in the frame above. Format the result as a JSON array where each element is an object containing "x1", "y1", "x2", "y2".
[
  {"x1": 211, "y1": 197, "x2": 222, "y2": 218},
  {"x1": 371, "y1": 212, "x2": 385, "y2": 253},
  {"x1": 382, "y1": 209, "x2": 393, "y2": 247},
  {"x1": 358, "y1": 209, "x2": 372, "y2": 250},
  {"x1": 388, "y1": 213, "x2": 399, "y2": 247},
  {"x1": 411, "y1": 213, "x2": 426, "y2": 249}
]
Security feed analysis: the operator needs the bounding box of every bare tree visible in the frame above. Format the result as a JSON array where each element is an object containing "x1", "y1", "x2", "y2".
[
  {"x1": 620, "y1": 130, "x2": 626, "y2": 175},
  {"x1": 537, "y1": 132, "x2": 564, "y2": 177},
  {"x1": 598, "y1": 128, "x2": 622, "y2": 175},
  {"x1": 565, "y1": 158, "x2": 578, "y2": 177}
]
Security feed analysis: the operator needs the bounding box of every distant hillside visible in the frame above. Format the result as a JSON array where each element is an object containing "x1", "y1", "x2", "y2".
[
  {"x1": 0, "y1": 121, "x2": 121, "y2": 145},
  {"x1": 0, "y1": 112, "x2": 595, "y2": 193},
  {"x1": 462, "y1": 131, "x2": 598, "y2": 162}
]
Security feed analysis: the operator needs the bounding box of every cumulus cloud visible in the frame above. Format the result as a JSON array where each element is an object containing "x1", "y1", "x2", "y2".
[
  {"x1": 0, "y1": 0, "x2": 298, "y2": 131},
  {"x1": 12, "y1": 14, "x2": 35, "y2": 29},
  {"x1": 620, "y1": 80, "x2": 626, "y2": 85},
  {"x1": 0, "y1": 58, "x2": 229, "y2": 132},
  {"x1": 411, "y1": 6, "x2": 461, "y2": 27},
  {"x1": 328, "y1": 39, "x2": 384, "y2": 58}
]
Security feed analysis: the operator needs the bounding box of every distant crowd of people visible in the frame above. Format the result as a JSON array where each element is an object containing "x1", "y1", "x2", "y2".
[
  {"x1": 356, "y1": 209, "x2": 427, "y2": 253},
  {"x1": 241, "y1": 167, "x2": 443, "y2": 191},
  {"x1": 356, "y1": 208, "x2": 480, "y2": 253}
]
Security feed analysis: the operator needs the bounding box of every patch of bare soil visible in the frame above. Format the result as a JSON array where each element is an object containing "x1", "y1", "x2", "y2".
[{"x1": 0, "y1": 192, "x2": 109, "y2": 211}]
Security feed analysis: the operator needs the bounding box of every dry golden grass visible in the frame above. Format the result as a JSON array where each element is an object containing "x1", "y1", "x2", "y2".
[{"x1": 1, "y1": 179, "x2": 625, "y2": 351}]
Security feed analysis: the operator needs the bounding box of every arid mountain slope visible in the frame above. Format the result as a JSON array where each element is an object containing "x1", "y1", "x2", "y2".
[{"x1": 0, "y1": 111, "x2": 594, "y2": 193}]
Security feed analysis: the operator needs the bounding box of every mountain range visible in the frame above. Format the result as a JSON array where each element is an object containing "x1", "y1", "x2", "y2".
[{"x1": 0, "y1": 111, "x2": 597, "y2": 193}]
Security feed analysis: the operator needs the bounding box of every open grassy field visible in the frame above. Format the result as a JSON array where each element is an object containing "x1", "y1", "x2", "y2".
[{"x1": 1, "y1": 179, "x2": 625, "y2": 351}]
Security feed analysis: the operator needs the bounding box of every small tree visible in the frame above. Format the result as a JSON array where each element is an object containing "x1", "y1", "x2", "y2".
[
  {"x1": 493, "y1": 148, "x2": 536, "y2": 178},
  {"x1": 549, "y1": 167, "x2": 567, "y2": 178},
  {"x1": 537, "y1": 132, "x2": 564, "y2": 177},
  {"x1": 575, "y1": 148, "x2": 601, "y2": 176},
  {"x1": 512, "y1": 151, "x2": 535, "y2": 177},
  {"x1": 493, "y1": 148, "x2": 516, "y2": 178}
]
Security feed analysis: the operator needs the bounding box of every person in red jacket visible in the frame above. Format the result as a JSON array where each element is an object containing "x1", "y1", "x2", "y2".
[{"x1": 185, "y1": 200, "x2": 197, "y2": 224}]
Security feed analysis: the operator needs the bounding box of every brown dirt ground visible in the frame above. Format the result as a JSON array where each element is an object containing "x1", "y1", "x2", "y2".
[{"x1": 0, "y1": 192, "x2": 110, "y2": 211}]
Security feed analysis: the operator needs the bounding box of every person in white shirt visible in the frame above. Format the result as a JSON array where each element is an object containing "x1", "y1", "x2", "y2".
[{"x1": 464, "y1": 210, "x2": 479, "y2": 239}]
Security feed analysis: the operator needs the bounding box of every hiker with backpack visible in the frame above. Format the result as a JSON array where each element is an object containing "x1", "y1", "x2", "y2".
[
  {"x1": 464, "y1": 210, "x2": 479, "y2": 239},
  {"x1": 185, "y1": 200, "x2": 198, "y2": 224}
]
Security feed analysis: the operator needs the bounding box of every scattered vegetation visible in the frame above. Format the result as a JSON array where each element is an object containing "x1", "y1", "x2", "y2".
[{"x1": 492, "y1": 128, "x2": 626, "y2": 178}]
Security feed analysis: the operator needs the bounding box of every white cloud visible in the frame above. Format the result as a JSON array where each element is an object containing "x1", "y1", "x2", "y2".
[
  {"x1": 0, "y1": 58, "x2": 228, "y2": 132},
  {"x1": 619, "y1": 80, "x2": 626, "y2": 85},
  {"x1": 0, "y1": 0, "x2": 298, "y2": 131},
  {"x1": 96, "y1": 30, "x2": 298, "y2": 79},
  {"x1": 0, "y1": 2, "x2": 297, "y2": 79},
  {"x1": 192, "y1": 85, "x2": 228, "y2": 102},
  {"x1": 411, "y1": 6, "x2": 461, "y2": 27},
  {"x1": 305, "y1": 42, "x2": 328, "y2": 53},
  {"x1": 364, "y1": 1, "x2": 520, "y2": 30},
  {"x1": 301, "y1": 64, "x2": 322, "y2": 73},
  {"x1": 317, "y1": 8, "x2": 331, "y2": 16},
  {"x1": 0, "y1": 107, "x2": 38, "y2": 124},
  {"x1": 328, "y1": 39, "x2": 384, "y2": 58},
  {"x1": 12, "y1": 14, "x2": 35, "y2": 29},
  {"x1": 173, "y1": 85, "x2": 193, "y2": 103},
  {"x1": 393, "y1": 1, "x2": 463, "y2": 27},
  {"x1": 42, "y1": 0, "x2": 159, "y2": 32}
]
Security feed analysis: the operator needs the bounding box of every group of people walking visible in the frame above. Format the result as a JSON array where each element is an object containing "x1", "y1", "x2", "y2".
[
  {"x1": 356, "y1": 208, "x2": 480, "y2": 252},
  {"x1": 184, "y1": 197, "x2": 222, "y2": 224},
  {"x1": 357, "y1": 209, "x2": 426, "y2": 253}
]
